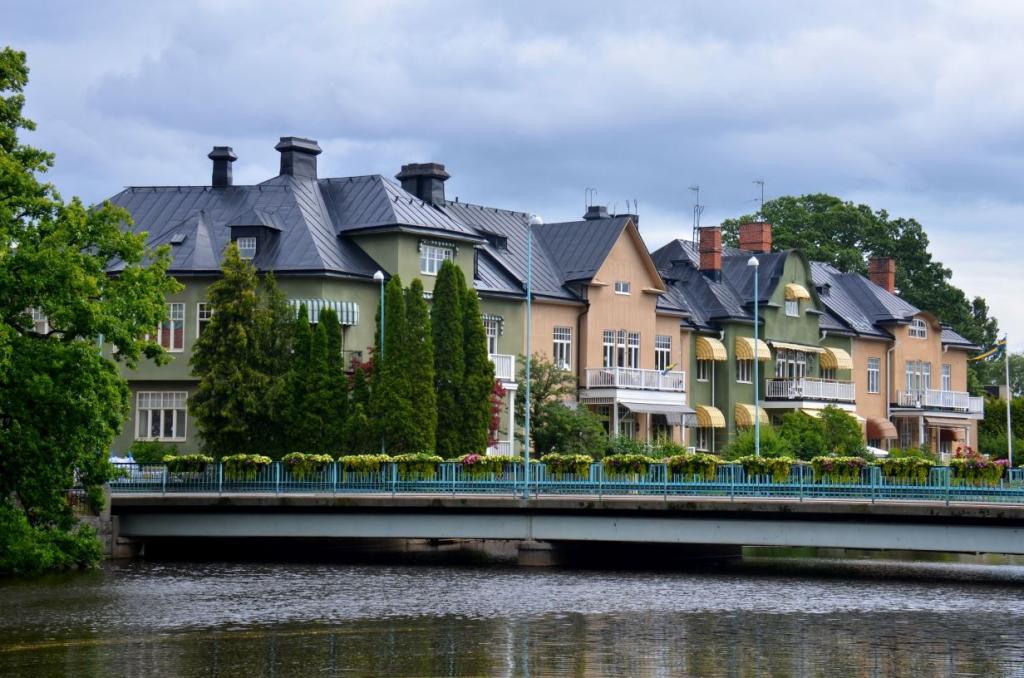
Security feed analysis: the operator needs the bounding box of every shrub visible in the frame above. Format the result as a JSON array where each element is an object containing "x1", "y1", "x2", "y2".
[
  {"x1": 653, "y1": 438, "x2": 689, "y2": 458},
  {"x1": 777, "y1": 411, "x2": 827, "y2": 461},
  {"x1": 666, "y1": 453, "x2": 720, "y2": 481},
  {"x1": 736, "y1": 455, "x2": 795, "y2": 483},
  {"x1": 129, "y1": 440, "x2": 176, "y2": 465},
  {"x1": 880, "y1": 457, "x2": 934, "y2": 484},
  {"x1": 811, "y1": 456, "x2": 869, "y2": 484},
  {"x1": 724, "y1": 428, "x2": 793, "y2": 460},
  {"x1": 887, "y1": 445, "x2": 938, "y2": 463},
  {"x1": 950, "y1": 447, "x2": 1007, "y2": 486},
  {"x1": 222, "y1": 454, "x2": 273, "y2": 481},
  {"x1": 533, "y1": 402, "x2": 608, "y2": 457},
  {"x1": 162, "y1": 454, "x2": 214, "y2": 473},
  {"x1": 391, "y1": 453, "x2": 444, "y2": 478},
  {"x1": 0, "y1": 503, "x2": 103, "y2": 576},
  {"x1": 337, "y1": 454, "x2": 391, "y2": 474},
  {"x1": 282, "y1": 453, "x2": 334, "y2": 480},
  {"x1": 606, "y1": 436, "x2": 651, "y2": 458},
  {"x1": 452, "y1": 453, "x2": 509, "y2": 478},
  {"x1": 818, "y1": 405, "x2": 869, "y2": 458},
  {"x1": 603, "y1": 453, "x2": 652, "y2": 475},
  {"x1": 540, "y1": 453, "x2": 593, "y2": 477}
]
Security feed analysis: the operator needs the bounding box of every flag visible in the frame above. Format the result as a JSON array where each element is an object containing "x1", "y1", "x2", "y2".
[{"x1": 969, "y1": 338, "x2": 1007, "y2": 362}]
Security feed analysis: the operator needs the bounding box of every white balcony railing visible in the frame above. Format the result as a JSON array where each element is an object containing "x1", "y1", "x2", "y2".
[
  {"x1": 489, "y1": 354, "x2": 516, "y2": 382},
  {"x1": 486, "y1": 441, "x2": 512, "y2": 456},
  {"x1": 765, "y1": 377, "x2": 856, "y2": 402},
  {"x1": 585, "y1": 367, "x2": 686, "y2": 392},
  {"x1": 896, "y1": 389, "x2": 984, "y2": 414}
]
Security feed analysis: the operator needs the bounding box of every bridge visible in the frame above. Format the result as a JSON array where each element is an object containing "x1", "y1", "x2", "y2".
[{"x1": 108, "y1": 462, "x2": 1024, "y2": 557}]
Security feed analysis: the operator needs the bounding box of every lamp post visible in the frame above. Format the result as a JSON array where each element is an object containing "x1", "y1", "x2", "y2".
[
  {"x1": 373, "y1": 270, "x2": 385, "y2": 454},
  {"x1": 524, "y1": 214, "x2": 543, "y2": 500},
  {"x1": 748, "y1": 255, "x2": 761, "y2": 457}
]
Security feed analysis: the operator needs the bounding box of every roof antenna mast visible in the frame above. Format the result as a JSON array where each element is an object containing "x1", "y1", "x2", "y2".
[
  {"x1": 753, "y1": 179, "x2": 765, "y2": 221},
  {"x1": 689, "y1": 185, "x2": 704, "y2": 244}
]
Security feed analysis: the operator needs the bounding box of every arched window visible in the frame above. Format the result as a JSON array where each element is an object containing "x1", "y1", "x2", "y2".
[{"x1": 909, "y1": 318, "x2": 928, "y2": 338}]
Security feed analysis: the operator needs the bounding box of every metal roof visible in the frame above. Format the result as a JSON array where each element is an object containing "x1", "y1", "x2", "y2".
[{"x1": 531, "y1": 217, "x2": 632, "y2": 283}]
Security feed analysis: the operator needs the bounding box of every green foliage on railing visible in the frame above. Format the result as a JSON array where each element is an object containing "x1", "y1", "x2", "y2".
[
  {"x1": 222, "y1": 454, "x2": 272, "y2": 481},
  {"x1": 950, "y1": 450, "x2": 1008, "y2": 486},
  {"x1": 162, "y1": 454, "x2": 214, "y2": 473},
  {"x1": 281, "y1": 453, "x2": 334, "y2": 480},
  {"x1": 390, "y1": 453, "x2": 444, "y2": 478},
  {"x1": 880, "y1": 457, "x2": 934, "y2": 484},
  {"x1": 666, "y1": 453, "x2": 721, "y2": 481},
  {"x1": 737, "y1": 455, "x2": 795, "y2": 483},
  {"x1": 540, "y1": 453, "x2": 593, "y2": 477},
  {"x1": 449, "y1": 453, "x2": 508, "y2": 477},
  {"x1": 811, "y1": 456, "x2": 868, "y2": 484},
  {"x1": 603, "y1": 454, "x2": 652, "y2": 475},
  {"x1": 337, "y1": 454, "x2": 392, "y2": 473}
]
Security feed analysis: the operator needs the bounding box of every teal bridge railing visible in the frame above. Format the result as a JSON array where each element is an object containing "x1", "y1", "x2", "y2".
[{"x1": 110, "y1": 463, "x2": 1024, "y2": 505}]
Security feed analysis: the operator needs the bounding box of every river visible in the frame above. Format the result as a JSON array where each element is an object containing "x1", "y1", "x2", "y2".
[{"x1": 2, "y1": 548, "x2": 1023, "y2": 677}]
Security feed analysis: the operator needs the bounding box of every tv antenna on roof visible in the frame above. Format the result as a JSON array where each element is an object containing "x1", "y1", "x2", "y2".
[
  {"x1": 753, "y1": 179, "x2": 765, "y2": 220},
  {"x1": 585, "y1": 188, "x2": 597, "y2": 210},
  {"x1": 689, "y1": 185, "x2": 704, "y2": 245}
]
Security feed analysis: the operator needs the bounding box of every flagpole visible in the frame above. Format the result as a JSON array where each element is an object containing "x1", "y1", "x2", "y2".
[{"x1": 1005, "y1": 334, "x2": 1013, "y2": 466}]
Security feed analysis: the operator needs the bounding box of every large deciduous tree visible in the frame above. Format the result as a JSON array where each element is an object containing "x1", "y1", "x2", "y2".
[
  {"x1": 432, "y1": 260, "x2": 465, "y2": 456},
  {"x1": 0, "y1": 48, "x2": 179, "y2": 573}
]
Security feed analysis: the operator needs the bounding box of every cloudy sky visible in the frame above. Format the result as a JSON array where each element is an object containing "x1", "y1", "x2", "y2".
[{"x1": 5, "y1": 0, "x2": 1023, "y2": 347}]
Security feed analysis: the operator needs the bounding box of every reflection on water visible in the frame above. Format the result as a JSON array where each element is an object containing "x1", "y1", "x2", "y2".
[{"x1": 2, "y1": 551, "x2": 1023, "y2": 677}]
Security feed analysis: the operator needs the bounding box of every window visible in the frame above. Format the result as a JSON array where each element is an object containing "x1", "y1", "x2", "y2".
[
  {"x1": 135, "y1": 392, "x2": 187, "y2": 441},
  {"x1": 774, "y1": 349, "x2": 808, "y2": 379},
  {"x1": 603, "y1": 330, "x2": 616, "y2": 367},
  {"x1": 898, "y1": 418, "x2": 914, "y2": 449},
  {"x1": 737, "y1": 358, "x2": 753, "y2": 383},
  {"x1": 655, "y1": 335, "x2": 672, "y2": 371},
  {"x1": 153, "y1": 303, "x2": 185, "y2": 352},
  {"x1": 867, "y1": 357, "x2": 880, "y2": 394},
  {"x1": 942, "y1": 363, "x2": 951, "y2": 391},
  {"x1": 553, "y1": 327, "x2": 572, "y2": 370},
  {"x1": 905, "y1": 360, "x2": 932, "y2": 392},
  {"x1": 696, "y1": 359, "x2": 710, "y2": 382},
  {"x1": 236, "y1": 236, "x2": 257, "y2": 259},
  {"x1": 821, "y1": 368, "x2": 836, "y2": 380},
  {"x1": 627, "y1": 332, "x2": 640, "y2": 368},
  {"x1": 196, "y1": 303, "x2": 213, "y2": 338},
  {"x1": 419, "y1": 244, "x2": 453, "y2": 275},
  {"x1": 483, "y1": 317, "x2": 500, "y2": 355},
  {"x1": 696, "y1": 427, "x2": 712, "y2": 452},
  {"x1": 785, "y1": 299, "x2": 799, "y2": 317},
  {"x1": 29, "y1": 307, "x2": 49, "y2": 335},
  {"x1": 909, "y1": 318, "x2": 928, "y2": 338},
  {"x1": 614, "y1": 281, "x2": 631, "y2": 295}
]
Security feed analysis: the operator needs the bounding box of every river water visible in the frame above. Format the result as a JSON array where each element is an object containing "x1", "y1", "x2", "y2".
[{"x1": 2, "y1": 549, "x2": 1024, "y2": 677}]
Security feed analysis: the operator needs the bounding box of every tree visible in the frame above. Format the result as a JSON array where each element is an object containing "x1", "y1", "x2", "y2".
[
  {"x1": 254, "y1": 273, "x2": 295, "y2": 456},
  {"x1": 319, "y1": 307, "x2": 348, "y2": 452},
  {"x1": 404, "y1": 279, "x2": 436, "y2": 452},
  {"x1": 460, "y1": 282, "x2": 495, "y2": 455},
  {"x1": 0, "y1": 48, "x2": 179, "y2": 573},
  {"x1": 515, "y1": 355, "x2": 578, "y2": 438},
  {"x1": 778, "y1": 411, "x2": 827, "y2": 461},
  {"x1": 371, "y1": 275, "x2": 417, "y2": 453},
  {"x1": 818, "y1": 405, "x2": 868, "y2": 457},
  {"x1": 304, "y1": 322, "x2": 333, "y2": 453},
  {"x1": 343, "y1": 359, "x2": 376, "y2": 454},
  {"x1": 533, "y1": 402, "x2": 608, "y2": 456},
  {"x1": 432, "y1": 260, "x2": 465, "y2": 455},
  {"x1": 974, "y1": 352, "x2": 1024, "y2": 398},
  {"x1": 723, "y1": 428, "x2": 793, "y2": 459},
  {"x1": 978, "y1": 396, "x2": 1024, "y2": 460}
]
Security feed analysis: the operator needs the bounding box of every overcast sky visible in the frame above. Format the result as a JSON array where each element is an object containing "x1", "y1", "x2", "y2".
[{"x1": 5, "y1": 0, "x2": 1023, "y2": 348}]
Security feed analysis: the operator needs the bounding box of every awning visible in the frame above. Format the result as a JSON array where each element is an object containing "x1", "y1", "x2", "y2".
[
  {"x1": 925, "y1": 416, "x2": 972, "y2": 428},
  {"x1": 696, "y1": 336, "x2": 728, "y2": 361},
  {"x1": 735, "y1": 336, "x2": 771, "y2": 361},
  {"x1": 620, "y1": 401, "x2": 696, "y2": 427},
  {"x1": 289, "y1": 299, "x2": 359, "y2": 325},
  {"x1": 801, "y1": 408, "x2": 865, "y2": 423},
  {"x1": 820, "y1": 346, "x2": 854, "y2": 370},
  {"x1": 784, "y1": 283, "x2": 811, "y2": 300},
  {"x1": 769, "y1": 340, "x2": 825, "y2": 354},
  {"x1": 694, "y1": 405, "x2": 726, "y2": 429},
  {"x1": 735, "y1": 403, "x2": 770, "y2": 428},
  {"x1": 867, "y1": 417, "x2": 898, "y2": 439}
]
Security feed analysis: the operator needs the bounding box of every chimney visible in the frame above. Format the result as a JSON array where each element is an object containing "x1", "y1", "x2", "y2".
[
  {"x1": 869, "y1": 256, "x2": 896, "y2": 293},
  {"x1": 583, "y1": 205, "x2": 610, "y2": 220},
  {"x1": 275, "y1": 136, "x2": 322, "y2": 179},
  {"x1": 739, "y1": 221, "x2": 772, "y2": 253},
  {"x1": 698, "y1": 226, "x2": 722, "y2": 278},
  {"x1": 395, "y1": 162, "x2": 450, "y2": 204},
  {"x1": 208, "y1": 146, "x2": 237, "y2": 188}
]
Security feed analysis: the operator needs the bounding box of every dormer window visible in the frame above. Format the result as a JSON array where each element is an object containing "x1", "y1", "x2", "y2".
[
  {"x1": 614, "y1": 281, "x2": 631, "y2": 295},
  {"x1": 909, "y1": 318, "x2": 928, "y2": 338},
  {"x1": 237, "y1": 236, "x2": 257, "y2": 259}
]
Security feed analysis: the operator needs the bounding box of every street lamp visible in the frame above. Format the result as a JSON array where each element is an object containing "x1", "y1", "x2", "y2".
[
  {"x1": 524, "y1": 214, "x2": 543, "y2": 500},
  {"x1": 373, "y1": 270, "x2": 385, "y2": 454},
  {"x1": 748, "y1": 255, "x2": 760, "y2": 457}
]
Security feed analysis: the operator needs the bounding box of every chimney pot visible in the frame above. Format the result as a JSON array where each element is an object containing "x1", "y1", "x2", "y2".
[
  {"x1": 739, "y1": 221, "x2": 772, "y2": 253},
  {"x1": 698, "y1": 226, "x2": 723, "y2": 278},
  {"x1": 208, "y1": 146, "x2": 237, "y2": 188},
  {"x1": 275, "y1": 136, "x2": 322, "y2": 179},
  {"x1": 583, "y1": 205, "x2": 610, "y2": 220},
  {"x1": 395, "y1": 162, "x2": 450, "y2": 204},
  {"x1": 868, "y1": 256, "x2": 897, "y2": 293}
]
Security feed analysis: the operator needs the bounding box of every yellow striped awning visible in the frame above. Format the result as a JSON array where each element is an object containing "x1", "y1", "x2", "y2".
[
  {"x1": 696, "y1": 336, "x2": 728, "y2": 361},
  {"x1": 820, "y1": 346, "x2": 853, "y2": 370},
  {"x1": 735, "y1": 336, "x2": 771, "y2": 361},
  {"x1": 735, "y1": 403, "x2": 770, "y2": 428},
  {"x1": 784, "y1": 283, "x2": 811, "y2": 300},
  {"x1": 802, "y1": 408, "x2": 866, "y2": 424},
  {"x1": 770, "y1": 340, "x2": 824, "y2": 354},
  {"x1": 695, "y1": 405, "x2": 726, "y2": 429}
]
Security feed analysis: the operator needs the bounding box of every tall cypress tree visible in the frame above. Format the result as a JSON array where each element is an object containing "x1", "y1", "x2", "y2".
[
  {"x1": 319, "y1": 307, "x2": 348, "y2": 453},
  {"x1": 371, "y1": 275, "x2": 416, "y2": 453},
  {"x1": 343, "y1": 362, "x2": 375, "y2": 454},
  {"x1": 282, "y1": 305, "x2": 315, "y2": 453},
  {"x1": 256, "y1": 273, "x2": 295, "y2": 457},
  {"x1": 432, "y1": 261, "x2": 465, "y2": 456},
  {"x1": 305, "y1": 321, "x2": 333, "y2": 453},
  {"x1": 404, "y1": 278, "x2": 436, "y2": 452},
  {"x1": 461, "y1": 283, "x2": 495, "y2": 455}
]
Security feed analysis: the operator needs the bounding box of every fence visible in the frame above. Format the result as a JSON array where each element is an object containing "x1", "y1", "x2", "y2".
[{"x1": 110, "y1": 462, "x2": 1024, "y2": 505}]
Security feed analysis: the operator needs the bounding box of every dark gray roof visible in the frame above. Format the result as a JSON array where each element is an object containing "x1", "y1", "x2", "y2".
[
  {"x1": 531, "y1": 217, "x2": 632, "y2": 283},
  {"x1": 941, "y1": 327, "x2": 979, "y2": 350},
  {"x1": 810, "y1": 262, "x2": 892, "y2": 338}
]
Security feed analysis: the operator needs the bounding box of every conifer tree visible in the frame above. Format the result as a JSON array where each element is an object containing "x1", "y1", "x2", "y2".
[
  {"x1": 343, "y1": 361, "x2": 375, "y2": 453},
  {"x1": 279, "y1": 305, "x2": 314, "y2": 453},
  {"x1": 304, "y1": 321, "x2": 333, "y2": 453},
  {"x1": 461, "y1": 283, "x2": 495, "y2": 454},
  {"x1": 254, "y1": 272, "x2": 294, "y2": 457},
  {"x1": 404, "y1": 278, "x2": 436, "y2": 452},
  {"x1": 319, "y1": 307, "x2": 348, "y2": 453},
  {"x1": 371, "y1": 275, "x2": 417, "y2": 453},
  {"x1": 432, "y1": 260, "x2": 465, "y2": 456}
]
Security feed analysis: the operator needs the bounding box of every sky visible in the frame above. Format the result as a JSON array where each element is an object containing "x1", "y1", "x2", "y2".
[{"x1": 4, "y1": 0, "x2": 1023, "y2": 348}]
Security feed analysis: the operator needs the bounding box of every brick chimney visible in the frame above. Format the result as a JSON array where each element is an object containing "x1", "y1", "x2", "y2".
[
  {"x1": 739, "y1": 221, "x2": 772, "y2": 253},
  {"x1": 869, "y1": 256, "x2": 896, "y2": 293},
  {"x1": 396, "y1": 162, "x2": 450, "y2": 205},
  {"x1": 699, "y1": 226, "x2": 722, "y2": 279},
  {"x1": 208, "y1": 146, "x2": 237, "y2": 188},
  {"x1": 275, "y1": 136, "x2": 322, "y2": 179}
]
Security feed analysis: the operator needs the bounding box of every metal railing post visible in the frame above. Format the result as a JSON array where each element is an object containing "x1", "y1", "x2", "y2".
[
  {"x1": 944, "y1": 466, "x2": 950, "y2": 506},
  {"x1": 275, "y1": 463, "x2": 280, "y2": 495},
  {"x1": 730, "y1": 464, "x2": 735, "y2": 501},
  {"x1": 162, "y1": 466, "x2": 167, "y2": 495},
  {"x1": 391, "y1": 463, "x2": 397, "y2": 497},
  {"x1": 331, "y1": 462, "x2": 337, "y2": 495},
  {"x1": 218, "y1": 463, "x2": 223, "y2": 495}
]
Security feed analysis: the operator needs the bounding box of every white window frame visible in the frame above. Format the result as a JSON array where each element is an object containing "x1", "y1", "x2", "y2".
[
  {"x1": 614, "y1": 281, "x2": 631, "y2": 295},
  {"x1": 236, "y1": 236, "x2": 257, "y2": 260},
  {"x1": 821, "y1": 367, "x2": 837, "y2": 380},
  {"x1": 153, "y1": 302, "x2": 185, "y2": 352},
  {"x1": 785, "y1": 299, "x2": 799, "y2": 317},
  {"x1": 553, "y1": 326, "x2": 572, "y2": 370},
  {"x1": 696, "y1": 427, "x2": 712, "y2": 452},
  {"x1": 654, "y1": 335, "x2": 672, "y2": 371},
  {"x1": 30, "y1": 307, "x2": 49, "y2": 335},
  {"x1": 419, "y1": 244, "x2": 453, "y2": 276},
  {"x1": 696, "y1": 359, "x2": 710, "y2": 382},
  {"x1": 737, "y1": 358, "x2": 753, "y2": 384},
  {"x1": 909, "y1": 318, "x2": 928, "y2": 339},
  {"x1": 196, "y1": 302, "x2": 213, "y2": 338},
  {"x1": 483, "y1": 317, "x2": 500, "y2": 355},
  {"x1": 603, "y1": 330, "x2": 615, "y2": 367},
  {"x1": 627, "y1": 332, "x2": 640, "y2": 368},
  {"x1": 867, "y1": 357, "x2": 880, "y2": 394},
  {"x1": 942, "y1": 363, "x2": 951, "y2": 392},
  {"x1": 135, "y1": 391, "x2": 187, "y2": 442}
]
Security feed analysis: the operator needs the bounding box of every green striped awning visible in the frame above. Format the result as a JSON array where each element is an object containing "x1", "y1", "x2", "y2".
[{"x1": 289, "y1": 299, "x2": 359, "y2": 326}]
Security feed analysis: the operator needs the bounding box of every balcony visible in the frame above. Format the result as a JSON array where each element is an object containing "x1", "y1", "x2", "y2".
[
  {"x1": 490, "y1": 353, "x2": 516, "y2": 382},
  {"x1": 585, "y1": 367, "x2": 686, "y2": 392},
  {"x1": 765, "y1": 378, "x2": 856, "y2": 403},
  {"x1": 896, "y1": 389, "x2": 984, "y2": 414}
]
